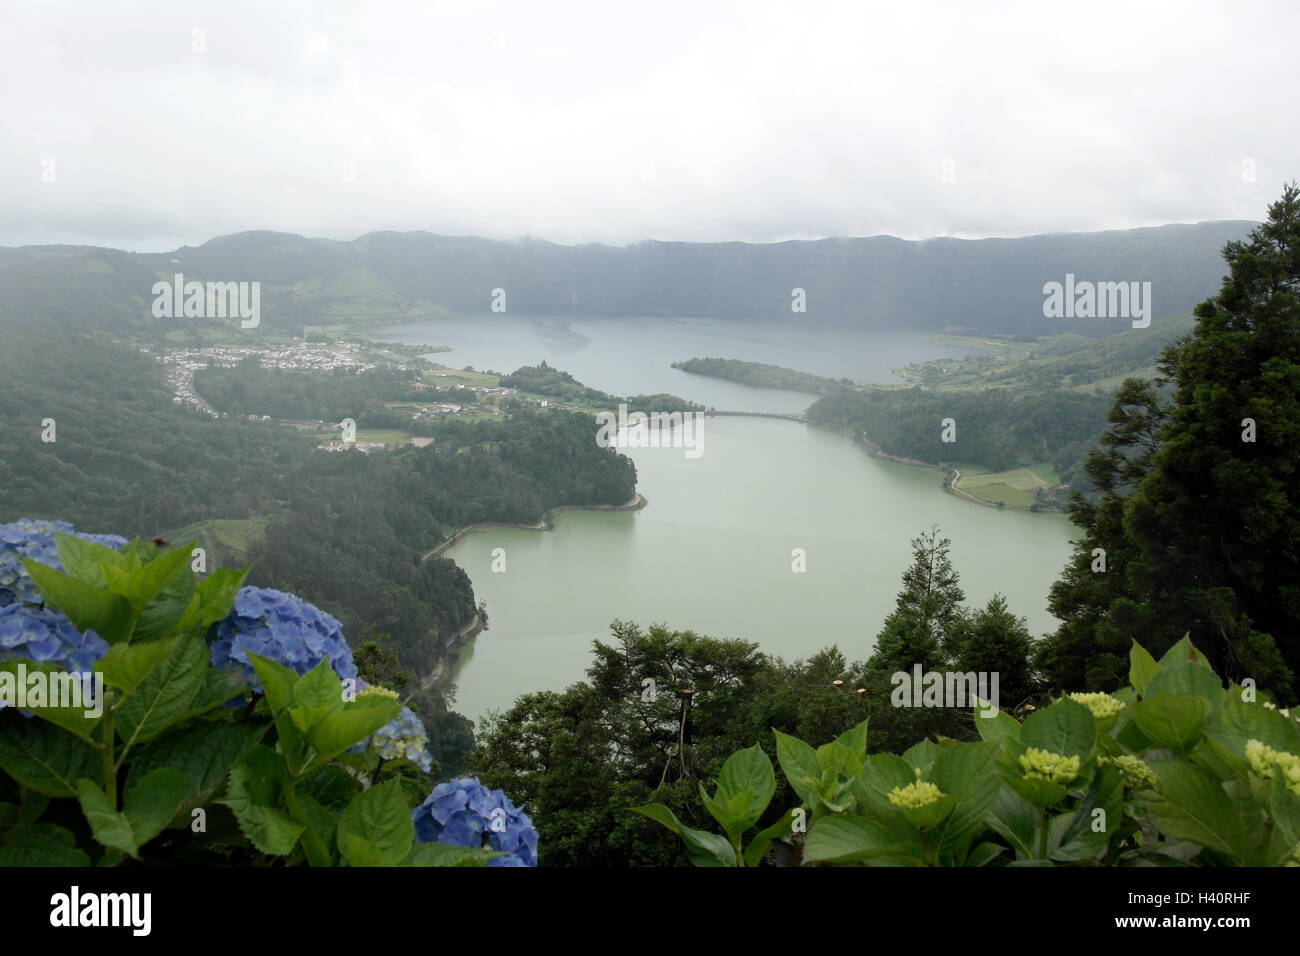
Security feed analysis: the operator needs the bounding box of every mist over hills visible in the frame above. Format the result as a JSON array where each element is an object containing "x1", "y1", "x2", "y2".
[{"x1": 0, "y1": 219, "x2": 1253, "y2": 339}]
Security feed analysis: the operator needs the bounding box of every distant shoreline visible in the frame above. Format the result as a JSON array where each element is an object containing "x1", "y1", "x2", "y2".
[{"x1": 420, "y1": 492, "x2": 648, "y2": 561}]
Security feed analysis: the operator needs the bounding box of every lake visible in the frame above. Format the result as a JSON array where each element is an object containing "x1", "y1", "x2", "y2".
[{"x1": 371, "y1": 315, "x2": 1078, "y2": 721}]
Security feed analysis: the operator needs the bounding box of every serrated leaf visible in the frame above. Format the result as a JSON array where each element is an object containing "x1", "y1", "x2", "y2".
[
  {"x1": 0, "y1": 716, "x2": 101, "y2": 797},
  {"x1": 115, "y1": 634, "x2": 207, "y2": 749},
  {"x1": 0, "y1": 660, "x2": 103, "y2": 742},
  {"x1": 53, "y1": 533, "x2": 121, "y2": 587},
  {"x1": 339, "y1": 779, "x2": 414, "y2": 867},
  {"x1": 176, "y1": 567, "x2": 249, "y2": 634},
  {"x1": 247, "y1": 653, "x2": 299, "y2": 714},
  {"x1": 126, "y1": 721, "x2": 266, "y2": 821},
  {"x1": 221, "y1": 746, "x2": 303, "y2": 855},
  {"x1": 289, "y1": 660, "x2": 345, "y2": 732},
  {"x1": 20, "y1": 560, "x2": 136, "y2": 644},
  {"x1": 76, "y1": 768, "x2": 188, "y2": 859},
  {"x1": 304, "y1": 696, "x2": 403, "y2": 771},
  {"x1": 0, "y1": 824, "x2": 91, "y2": 866},
  {"x1": 98, "y1": 638, "x2": 179, "y2": 698}
]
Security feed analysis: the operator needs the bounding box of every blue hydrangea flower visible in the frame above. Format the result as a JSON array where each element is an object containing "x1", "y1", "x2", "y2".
[
  {"x1": 344, "y1": 680, "x2": 434, "y2": 773},
  {"x1": 0, "y1": 519, "x2": 127, "y2": 608},
  {"x1": 210, "y1": 587, "x2": 357, "y2": 689},
  {"x1": 0, "y1": 604, "x2": 109, "y2": 713},
  {"x1": 412, "y1": 777, "x2": 538, "y2": 867}
]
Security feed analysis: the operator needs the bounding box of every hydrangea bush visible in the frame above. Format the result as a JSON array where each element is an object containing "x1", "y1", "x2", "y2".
[
  {"x1": 0, "y1": 519, "x2": 126, "y2": 608},
  {"x1": 210, "y1": 586, "x2": 357, "y2": 688},
  {"x1": 413, "y1": 777, "x2": 539, "y2": 866},
  {"x1": 635, "y1": 636, "x2": 1300, "y2": 866},
  {"x1": 0, "y1": 520, "x2": 530, "y2": 868}
]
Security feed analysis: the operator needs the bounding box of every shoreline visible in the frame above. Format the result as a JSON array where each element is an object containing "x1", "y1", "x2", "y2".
[
  {"x1": 420, "y1": 492, "x2": 649, "y2": 562},
  {"x1": 832, "y1": 424, "x2": 1064, "y2": 514},
  {"x1": 420, "y1": 611, "x2": 486, "y2": 692}
]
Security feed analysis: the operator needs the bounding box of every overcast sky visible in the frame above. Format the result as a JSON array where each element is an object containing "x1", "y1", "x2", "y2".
[{"x1": 2, "y1": 0, "x2": 1295, "y2": 251}]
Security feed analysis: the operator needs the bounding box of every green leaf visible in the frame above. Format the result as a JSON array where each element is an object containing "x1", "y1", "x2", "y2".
[
  {"x1": 742, "y1": 810, "x2": 796, "y2": 867},
  {"x1": 902, "y1": 739, "x2": 942, "y2": 774},
  {"x1": 339, "y1": 779, "x2": 415, "y2": 867},
  {"x1": 98, "y1": 638, "x2": 180, "y2": 698},
  {"x1": 304, "y1": 695, "x2": 403, "y2": 771},
  {"x1": 773, "y1": 729, "x2": 822, "y2": 807},
  {"x1": 929, "y1": 742, "x2": 1001, "y2": 860},
  {"x1": 183, "y1": 667, "x2": 252, "y2": 717},
  {"x1": 131, "y1": 559, "x2": 197, "y2": 642},
  {"x1": 1021, "y1": 698, "x2": 1096, "y2": 759},
  {"x1": 1268, "y1": 773, "x2": 1300, "y2": 849},
  {"x1": 965, "y1": 841, "x2": 1004, "y2": 867},
  {"x1": 115, "y1": 634, "x2": 208, "y2": 749},
  {"x1": 1146, "y1": 663, "x2": 1224, "y2": 702},
  {"x1": 76, "y1": 769, "x2": 188, "y2": 859},
  {"x1": 288, "y1": 787, "x2": 338, "y2": 864},
  {"x1": 1129, "y1": 640, "x2": 1161, "y2": 697},
  {"x1": 1052, "y1": 765, "x2": 1123, "y2": 861},
  {"x1": 802, "y1": 814, "x2": 924, "y2": 865},
  {"x1": 1158, "y1": 634, "x2": 1209, "y2": 671},
  {"x1": 126, "y1": 722, "x2": 267, "y2": 821},
  {"x1": 247, "y1": 653, "x2": 300, "y2": 714},
  {"x1": 1130, "y1": 693, "x2": 1212, "y2": 755},
  {"x1": 0, "y1": 716, "x2": 101, "y2": 797},
  {"x1": 54, "y1": 533, "x2": 122, "y2": 587},
  {"x1": 975, "y1": 705, "x2": 1021, "y2": 746},
  {"x1": 0, "y1": 660, "x2": 102, "y2": 743},
  {"x1": 402, "y1": 842, "x2": 500, "y2": 867},
  {"x1": 854, "y1": 753, "x2": 917, "y2": 811},
  {"x1": 288, "y1": 660, "x2": 345, "y2": 733},
  {"x1": 102, "y1": 542, "x2": 193, "y2": 611},
  {"x1": 985, "y1": 785, "x2": 1037, "y2": 859},
  {"x1": 176, "y1": 567, "x2": 249, "y2": 634},
  {"x1": 630, "y1": 803, "x2": 736, "y2": 866},
  {"x1": 1204, "y1": 695, "x2": 1300, "y2": 774},
  {"x1": 712, "y1": 744, "x2": 776, "y2": 834},
  {"x1": 221, "y1": 746, "x2": 303, "y2": 855},
  {"x1": 0, "y1": 825, "x2": 91, "y2": 866},
  {"x1": 1142, "y1": 761, "x2": 1248, "y2": 863},
  {"x1": 21, "y1": 560, "x2": 136, "y2": 643}
]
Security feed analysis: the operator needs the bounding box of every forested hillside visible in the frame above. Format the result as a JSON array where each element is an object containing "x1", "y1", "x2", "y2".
[
  {"x1": 0, "y1": 325, "x2": 639, "y2": 771},
  {"x1": 0, "y1": 220, "x2": 1253, "y2": 339}
]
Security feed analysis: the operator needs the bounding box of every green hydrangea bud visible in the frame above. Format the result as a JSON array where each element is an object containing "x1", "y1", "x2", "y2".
[
  {"x1": 1019, "y1": 747, "x2": 1081, "y2": 785},
  {"x1": 1099, "y1": 754, "x2": 1157, "y2": 790},
  {"x1": 1245, "y1": 739, "x2": 1300, "y2": 794},
  {"x1": 887, "y1": 780, "x2": 944, "y2": 810},
  {"x1": 1067, "y1": 692, "x2": 1125, "y2": 720}
]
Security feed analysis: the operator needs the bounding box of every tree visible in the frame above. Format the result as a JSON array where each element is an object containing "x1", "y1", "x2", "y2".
[
  {"x1": 867, "y1": 525, "x2": 965, "y2": 675},
  {"x1": 863, "y1": 525, "x2": 970, "y2": 751},
  {"x1": 944, "y1": 593, "x2": 1035, "y2": 710},
  {"x1": 1039, "y1": 183, "x2": 1300, "y2": 701}
]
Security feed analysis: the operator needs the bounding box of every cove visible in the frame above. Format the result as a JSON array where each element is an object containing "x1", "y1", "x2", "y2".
[{"x1": 443, "y1": 416, "x2": 1077, "y2": 721}]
